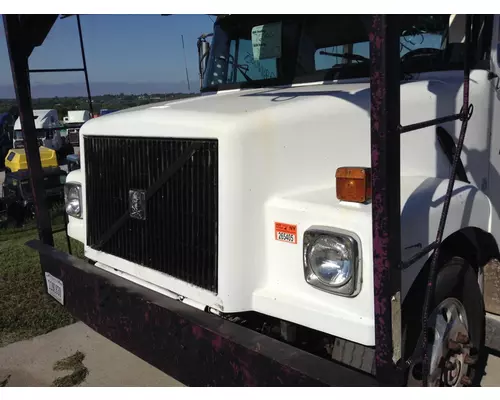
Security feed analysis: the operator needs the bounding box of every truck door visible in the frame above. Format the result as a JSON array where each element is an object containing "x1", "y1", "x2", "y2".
[
  {"x1": 483, "y1": 15, "x2": 500, "y2": 317},
  {"x1": 487, "y1": 14, "x2": 500, "y2": 244}
]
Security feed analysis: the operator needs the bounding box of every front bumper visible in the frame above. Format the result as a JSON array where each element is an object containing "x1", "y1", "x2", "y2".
[{"x1": 27, "y1": 240, "x2": 378, "y2": 387}]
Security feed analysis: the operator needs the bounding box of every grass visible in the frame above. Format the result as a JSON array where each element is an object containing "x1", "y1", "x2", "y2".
[
  {"x1": 0, "y1": 374, "x2": 10, "y2": 387},
  {"x1": 0, "y1": 214, "x2": 84, "y2": 347},
  {"x1": 52, "y1": 351, "x2": 89, "y2": 387}
]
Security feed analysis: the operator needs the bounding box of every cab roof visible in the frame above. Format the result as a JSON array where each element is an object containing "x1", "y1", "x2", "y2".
[{"x1": 14, "y1": 109, "x2": 62, "y2": 130}]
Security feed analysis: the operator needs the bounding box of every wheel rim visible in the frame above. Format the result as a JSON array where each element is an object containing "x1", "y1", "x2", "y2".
[{"x1": 407, "y1": 297, "x2": 473, "y2": 387}]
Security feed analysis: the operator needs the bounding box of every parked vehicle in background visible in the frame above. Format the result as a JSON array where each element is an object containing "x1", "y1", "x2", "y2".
[
  {"x1": 2, "y1": 167, "x2": 67, "y2": 226},
  {"x1": 0, "y1": 111, "x2": 16, "y2": 169},
  {"x1": 2, "y1": 145, "x2": 66, "y2": 227},
  {"x1": 13, "y1": 109, "x2": 62, "y2": 149},
  {"x1": 64, "y1": 110, "x2": 91, "y2": 147},
  {"x1": 99, "y1": 109, "x2": 117, "y2": 116},
  {"x1": 13, "y1": 109, "x2": 74, "y2": 163}
]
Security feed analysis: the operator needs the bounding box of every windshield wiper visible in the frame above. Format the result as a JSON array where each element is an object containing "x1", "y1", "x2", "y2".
[
  {"x1": 233, "y1": 63, "x2": 253, "y2": 82},
  {"x1": 217, "y1": 55, "x2": 253, "y2": 82},
  {"x1": 319, "y1": 50, "x2": 369, "y2": 63}
]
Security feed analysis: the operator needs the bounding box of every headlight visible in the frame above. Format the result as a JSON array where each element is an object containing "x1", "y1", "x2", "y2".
[
  {"x1": 303, "y1": 228, "x2": 361, "y2": 297},
  {"x1": 64, "y1": 183, "x2": 82, "y2": 218}
]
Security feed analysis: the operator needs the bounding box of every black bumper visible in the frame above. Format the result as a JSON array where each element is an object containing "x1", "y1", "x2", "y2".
[{"x1": 27, "y1": 240, "x2": 378, "y2": 387}]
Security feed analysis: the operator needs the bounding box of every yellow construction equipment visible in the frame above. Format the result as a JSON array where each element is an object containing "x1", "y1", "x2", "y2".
[{"x1": 4, "y1": 146, "x2": 58, "y2": 173}]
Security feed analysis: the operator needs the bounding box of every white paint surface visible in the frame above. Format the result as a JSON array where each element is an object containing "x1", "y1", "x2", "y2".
[{"x1": 65, "y1": 66, "x2": 497, "y2": 346}]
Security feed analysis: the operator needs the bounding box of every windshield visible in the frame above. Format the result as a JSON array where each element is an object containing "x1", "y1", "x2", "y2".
[{"x1": 202, "y1": 15, "x2": 452, "y2": 92}]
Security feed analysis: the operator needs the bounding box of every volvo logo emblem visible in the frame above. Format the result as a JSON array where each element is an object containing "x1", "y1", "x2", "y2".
[{"x1": 129, "y1": 189, "x2": 147, "y2": 220}]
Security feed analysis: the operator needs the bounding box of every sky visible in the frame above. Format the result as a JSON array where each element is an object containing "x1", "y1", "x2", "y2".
[
  {"x1": 0, "y1": 15, "x2": 443, "y2": 97},
  {"x1": 0, "y1": 14, "x2": 214, "y2": 89}
]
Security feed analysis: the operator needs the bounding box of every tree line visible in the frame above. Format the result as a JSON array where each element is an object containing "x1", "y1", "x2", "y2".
[{"x1": 0, "y1": 92, "x2": 199, "y2": 120}]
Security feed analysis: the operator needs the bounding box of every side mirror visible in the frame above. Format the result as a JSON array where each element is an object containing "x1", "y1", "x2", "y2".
[{"x1": 197, "y1": 33, "x2": 213, "y2": 90}]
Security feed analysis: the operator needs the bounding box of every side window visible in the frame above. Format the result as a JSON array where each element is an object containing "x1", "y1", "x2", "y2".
[
  {"x1": 228, "y1": 39, "x2": 277, "y2": 83},
  {"x1": 313, "y1": 33, "x2": 442, "y2": 72}
]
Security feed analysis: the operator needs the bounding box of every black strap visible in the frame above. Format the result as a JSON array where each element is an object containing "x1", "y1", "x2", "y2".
[
  {"x1": 436, "y1": 127, "x2": 469, "y2": 183},
  {"x1": 94, "y1": 142, "x2": 202, "y2": 250}
]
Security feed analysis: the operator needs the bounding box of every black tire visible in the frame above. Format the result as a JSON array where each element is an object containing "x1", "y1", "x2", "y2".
[{"x1": 403, "y1": 256, "x2": 486, "y2": 386}]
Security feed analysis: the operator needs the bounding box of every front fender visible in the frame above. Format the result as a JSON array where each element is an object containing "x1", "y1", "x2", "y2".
[{"x1": 400, "y1": 176, "x2": 492, "y2": 300}]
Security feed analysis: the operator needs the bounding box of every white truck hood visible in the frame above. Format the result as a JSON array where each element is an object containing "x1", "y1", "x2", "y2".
[
  {"x1": 81, "y1": 71, "x2": 478, "y2": 187},
  {"x1": 83, "y1": 81, "x2": 372, "y2": 130}
]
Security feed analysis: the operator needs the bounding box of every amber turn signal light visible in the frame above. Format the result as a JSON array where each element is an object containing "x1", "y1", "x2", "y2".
[{"x1": 335, "y1": 167, "x2": 372, "y2": 203}]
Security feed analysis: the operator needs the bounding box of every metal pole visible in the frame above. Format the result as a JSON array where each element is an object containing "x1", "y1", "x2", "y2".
[
  {"x1": 181, "y1": 35, "x2": 191, "y2": 92},
  {"x1": 369, "y1": 14, "x2": 403, "y2": 386},
  {"x1": 30, "y1": 68, "x2": 85, "y2": 73},
  {"x1": 3, "y1": 15, "x2": 54, "y2": 247},
  {"x1": 64, "y1": 211, "x2": 72, "y2": 255},
  {"x1": 76, "y1": 15, "x2": 93, "y2": 116}
]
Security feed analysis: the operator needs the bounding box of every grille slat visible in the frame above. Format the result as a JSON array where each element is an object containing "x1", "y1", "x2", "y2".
[{"x1": 84, "y1": 136, "x2": 219, "y2": 292}]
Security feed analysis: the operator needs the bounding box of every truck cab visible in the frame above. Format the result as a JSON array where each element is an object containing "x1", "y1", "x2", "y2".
[
  {"x1": 13, "y1": 109, "x2": 64, "y2": 150},
  {"x1": 13, "y1": 108, "x2": 76, "y2": 164},
  {"x1": 61, "y1": 14, "x2": 500, "y2": 386},
  {"x1": 64, "y1": 110, "x2": 91, "y2": 147}
]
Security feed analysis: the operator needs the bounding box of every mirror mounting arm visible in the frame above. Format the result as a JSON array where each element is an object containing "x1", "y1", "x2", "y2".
[{"x1": 197, "y1": 33, "x2": 213, "y2": 91}]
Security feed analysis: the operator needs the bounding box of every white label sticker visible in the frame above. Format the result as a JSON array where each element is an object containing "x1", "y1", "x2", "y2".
[
  {"x1": 275, "y1": 222, "x2": 297, "y2": 244},
  {"x1": 45, "y1": 272, "x2": 64, "y2": 305},
  {"x1": 277, "y1": 231, "x2": 296, "y2": 243},
  {"x1": 251, "y1": 22, "x2": 282, "y2": 60}
]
